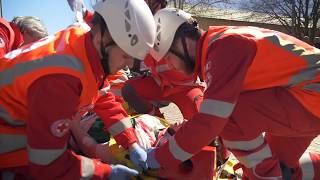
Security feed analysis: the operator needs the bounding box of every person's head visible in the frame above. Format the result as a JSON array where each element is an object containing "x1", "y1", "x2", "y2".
[
  {"x1": 90, "y1": 0, "x2": 156, "y2": 75},
  {"x1": 11, "y1": 16, "x2": 48, "y2": 46},
  {"x1": 150, "y1": 8, "x2": 201, "y2": 75},
  {"x1": 144, "y1": 0, "x2": 167, "y2": 14}
]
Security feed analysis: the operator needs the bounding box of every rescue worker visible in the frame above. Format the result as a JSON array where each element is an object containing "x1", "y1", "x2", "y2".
[
  {"x1": 135, "y1": 8, "x2": 320, "y2": 179},
  {"x1": 0, "y1": 0, "x2": 156, "y2": 179},
  {"x1": 11, "y1": 16, "x2": 48, "y2": 46},
  {"x1": 0, "y1": 16, "x2": 47, "y2": 57},
  {"x1": 121, "y1": 1, "x2": 205, "y2": 120}
]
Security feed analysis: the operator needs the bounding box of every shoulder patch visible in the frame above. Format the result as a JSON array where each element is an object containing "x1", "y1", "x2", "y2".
[{"x1": 51, "y1": 119, "x2": 71, "y2": 138}]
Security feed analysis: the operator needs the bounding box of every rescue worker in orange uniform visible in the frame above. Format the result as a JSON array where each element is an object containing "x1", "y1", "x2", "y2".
[
  {"x1": 134, "y1": 8, "x2": 320, "y2": 179},
  {"x1": 0, "y1": 0, "x2": 156, "y2": 179},
  {"x1": 121, "y1": 1, "x2": 205, "y2": 120},
  {"x1": 0, "y1": 16, "x2": 47, "y2": 57}
]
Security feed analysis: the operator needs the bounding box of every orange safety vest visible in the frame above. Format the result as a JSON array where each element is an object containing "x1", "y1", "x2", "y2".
[
  {"x1": 144, "y1": 54, "x2": 205, "y2": 97},
  {"x1": 0, "y1": 27, "x2": 99, "y2": 168},
  {"x1": 200, "y1": 26, "x2": 320, "y2": 118}
]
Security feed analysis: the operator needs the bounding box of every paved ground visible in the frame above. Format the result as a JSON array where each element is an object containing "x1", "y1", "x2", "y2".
[{"x1": 160, "y1": 103, "x2": 320, "y2": 178}]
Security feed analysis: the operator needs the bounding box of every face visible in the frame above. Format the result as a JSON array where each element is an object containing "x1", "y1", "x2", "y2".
[
  {"x1": 93, "y1": 29, "x2": 134, "y2": 75},
  {"x1": 163, "y1": 37, "x2": 196, "y2": 75},
  {"x1": 107, "y1": 46, "x2": 134, "y2": 74}
]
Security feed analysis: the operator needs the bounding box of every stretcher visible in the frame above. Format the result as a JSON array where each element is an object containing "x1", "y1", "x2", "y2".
[{"x1": 94, "y1": 115, "x2": 238, "y2": 180}]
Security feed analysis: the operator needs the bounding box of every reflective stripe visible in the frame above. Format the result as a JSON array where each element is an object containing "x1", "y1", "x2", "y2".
[
  {"x1": 208, "y1": 31, "x2": 225, "y2": 47},
  {"x1": 28, "y1": 145, "x2": 67, "y2": 165},
  {"x1": 151, "y1": 76, "x2": 161, "y2": 86},
  {"x1": 222, "y1": 135, "x2": 264, "y2": 151},
  {"x1": 299, "y1": 152, "x2": 315, "y2": 180},
  {"x1": 303, "y1": 83, "x2": 320, "y2": 92},
  {"x1": 199, "y1": 99, "x2": 235, "y2": 118},
  {"x1": 0, "y1": 106, "x2": 25, "y2": 126},
  {"x1": 237, "y1": 144, "x2": 272, "y2": 168},
  {"x1": 80, "y1": 156, "x2": 95, "y2": 180},
  {"x1": 156, "y1": 64, "x2": 170, "y2": 73},
  {"x1": 109, "y1": 89, "x2": 122, "y2": 97},
  {"x1": 108, "y1": 117, "x2": 133, "y2": 136},
  {"x1": 265, "y1": 35, "x2": 320, "y2": 86},
  {"x1": 1, "y1": 171, "x2": 15, "y2": 180},
  {"x1": 0, "y1": 134, "x2": 26, "y2": 153},
  {"x1": 169, "y1": 138, "x2": 193, "y2": 161},
  {"x1": 0, "y1": 55, "x2": 84, "y2": 87}
]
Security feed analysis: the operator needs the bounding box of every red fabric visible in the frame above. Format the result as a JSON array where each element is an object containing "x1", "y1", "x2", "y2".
[
  {"x1": 94, "y1": 92, "x2": 137, "y2": 149},
  {"x1": 9, "y1": 22, "x2": 23, "y2": 50},
  {"x1": 155, "y1": 34, "x2": 256, "y2": 168},
  {"x1": 310, "y1": 152, "x2": 320, "y2": 180},
  {"x1": 125, "y1": 75, "x2": 203, "y2": 120},
  {"x1": 27, "y1": 74, "x2": 111, "y2": 178},
  {"x1": 84, "y1": 10, "x2": 94, "y2": 26},
  {"x1": 0, "y1": 18, "x2": 15, "y2": 57}
]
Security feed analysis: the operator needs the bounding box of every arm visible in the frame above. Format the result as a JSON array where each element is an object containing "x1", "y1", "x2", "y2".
[
  {"x1": 93, "y1": 90, "x2": 137, "y2": 149},
  {"x1": 27, "y1": 74, "x2": 111, "y2": 179},
  {"x1": 154, "y1": 35, "x2": 257, "y2": 168},
  {"x1": 69, "y1": 112, "x2": 118, "y2": 164}
]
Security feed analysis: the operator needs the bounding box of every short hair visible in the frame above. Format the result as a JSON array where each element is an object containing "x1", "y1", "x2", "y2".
[{"x1": 11, "y1": 16, "x2": 48, "y2": 39}]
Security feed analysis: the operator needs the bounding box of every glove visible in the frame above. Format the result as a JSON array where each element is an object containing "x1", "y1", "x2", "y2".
[
  {"x1": 108, "y1": 164, "x2": 139, "y2": 180},
  {"x1": 129, "y1": 143, "x2": 148, "y2": 170},
  {"x1": 146, "y1": 148, "x2": 160, "y2": 169},
  {"x1": 67, "y1": 0, "x2": 86, "y2": 12}
]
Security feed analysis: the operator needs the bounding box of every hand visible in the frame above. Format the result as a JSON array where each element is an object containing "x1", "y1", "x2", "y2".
[
  {"x1": 146, "y1": 148, "x2": 160, "y2": 169},
  {"x1": 129, "y1": 143, "x2": 148, "y2": 170},
  {"x1": 108, "y1": 164, "x2": 139, "y2": 180},
  {"x1": 67, "y1": 0, "x2": 85, "y2": 12}
]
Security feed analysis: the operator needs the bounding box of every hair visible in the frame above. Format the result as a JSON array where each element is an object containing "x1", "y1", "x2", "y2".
[
  {"x1": 171, "y1": 17, "x2": 201, "y2": 73},
  {"x1": 90, "y1": 12, "x2": 109, "y2": 37},
  {"x1": 11, "y1": 16, "x2": 48, "y2": 39},
  {"x1": 172, "y1": 17, "x2": 201, "y2": 47}
]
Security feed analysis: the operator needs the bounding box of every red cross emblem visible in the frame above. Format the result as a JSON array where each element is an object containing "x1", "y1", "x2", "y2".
[{"x1": 51, "y1": 119, "x2": 71, "y2": 137}]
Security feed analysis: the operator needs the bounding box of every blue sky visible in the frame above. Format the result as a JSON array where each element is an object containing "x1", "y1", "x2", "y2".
[{"x1": 3, "y1": 0, "x2": 94, "y2": 35}]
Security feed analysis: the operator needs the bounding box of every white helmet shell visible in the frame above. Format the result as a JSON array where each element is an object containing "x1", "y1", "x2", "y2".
[
  {"x1": 93, "y1": 0, "x2": 156, "y2": 60},
  {"x1": 150, "y1": 8, "x2": 192, "y2": 61}
]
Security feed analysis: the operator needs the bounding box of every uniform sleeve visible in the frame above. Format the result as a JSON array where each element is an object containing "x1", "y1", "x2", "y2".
[
  {"x1": 27, "y1": 74, "x2": 111, "y2": 179},
  {"x1": 94, "y1": 91, "x2": 137, "y2": 149},
  {"x1": 154, "y1": 34, "x2": 257, "y2": 168},
  {"x1": 84, "y1": 10, "x2": 94, "y2": 27}
]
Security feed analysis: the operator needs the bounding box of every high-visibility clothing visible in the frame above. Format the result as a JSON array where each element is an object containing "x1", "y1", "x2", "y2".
[
  {"x1": 154, "y1": 26, "x2": 320, "y2": 178},
  {"x1": 144, "y1": 54, "x2": 205, "y2": 97},
  {"x1": 0, "y1": 26, "x2": 135, "y2": 178},
  {"x1": 123, "y1": 54, "x2": 205, "y2": 120},
  {"x1": 0, "y1": 18, "x2": 23, "y2": 57}
]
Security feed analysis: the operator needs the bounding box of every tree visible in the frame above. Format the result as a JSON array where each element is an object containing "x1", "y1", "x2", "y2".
[
  {"x1": 241, "y1": 0, "x2": 320, "y2": 44},
  {"x1": 167, "y1": 0, "x2": 233, "y2": 14}
]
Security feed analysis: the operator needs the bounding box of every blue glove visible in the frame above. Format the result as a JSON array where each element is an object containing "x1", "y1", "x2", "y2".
[
  {"x1": 108, "y1": 164, "x2": 139, "y2": 180},
  {"x1": 146, "y1": 148, "x2": 160, "y2": 169},
  {"x1": 67, "y1": 0, "x2": 85, "y2": 12},
  {"x1": 129, "y1": 143, "x2": 148, "y2": 170}
]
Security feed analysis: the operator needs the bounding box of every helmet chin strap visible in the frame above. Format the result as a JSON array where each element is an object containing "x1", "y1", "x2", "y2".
[{"x1": 99, "y1": 29, "x2": 115, "y2": 89}]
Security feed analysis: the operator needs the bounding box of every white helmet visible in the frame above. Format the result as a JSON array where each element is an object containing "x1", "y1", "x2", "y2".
[
  {"x1": 93, "y1": 0, "x2": 156, "y2": 60},
  {"x1": 150, "y1": 8, "x2": 192, "y2": 61}
]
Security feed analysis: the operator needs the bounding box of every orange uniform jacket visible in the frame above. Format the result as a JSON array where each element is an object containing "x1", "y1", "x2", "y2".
[
  {"x1": 154, "y1": 26, "x2": 320, "y2": 168},
  {"x1": 0, "y1": 27, "x2": 136, "y2": 178}
]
